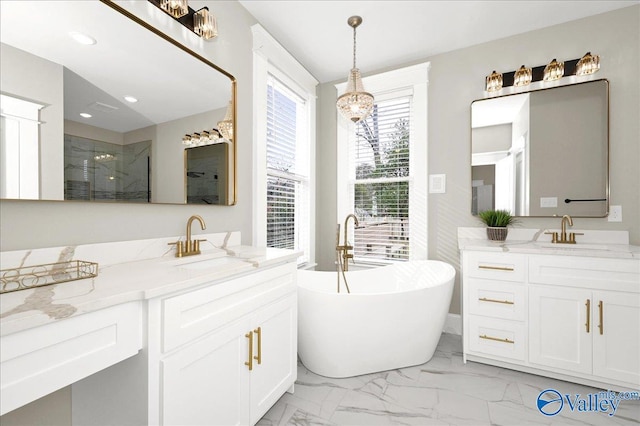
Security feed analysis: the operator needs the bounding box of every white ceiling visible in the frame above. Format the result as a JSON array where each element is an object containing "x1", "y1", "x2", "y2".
[{"x1": 239, "y1": 0, "x2": 638, "y2": 83}]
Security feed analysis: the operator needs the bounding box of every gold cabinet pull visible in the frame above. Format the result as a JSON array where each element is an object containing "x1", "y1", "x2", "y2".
[
  {"x1": 479, "y1": 297, "x2": 514, "y2": 305},
  {"x1": 253, "y1": 327, "x2": 262, "y2": 365},
  {"x1": 478, "y1": 265, "x2": 514, "y2": 272},
  {"x1": 479, "y1": 334, "x2": 514, "y2": 344},
  {"x1": 244, "y1": 331, "x2": 253, "y2": 371},
  {"x1": 585, "y1": 299, "x2": 591, "y2": 333},
  {"x1": 598, "y1": 301, "x2": 604, "y2": 335}
]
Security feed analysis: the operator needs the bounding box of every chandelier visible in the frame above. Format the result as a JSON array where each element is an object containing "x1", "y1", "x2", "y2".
[{"x1": 336, "y1": 16, "x2": 374, "y2": 123}]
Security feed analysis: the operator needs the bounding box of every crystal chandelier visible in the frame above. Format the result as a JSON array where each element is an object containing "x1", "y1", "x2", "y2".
[{"x1": 336, "y1": 16, "x2": 374, "y2": 123}]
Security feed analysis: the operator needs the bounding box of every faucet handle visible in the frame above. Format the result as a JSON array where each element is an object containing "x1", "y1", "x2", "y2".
[
  {"x1": 544, "y1": 231, "x2": 558, "y2": 243},
  {"x1": 168, "y1": 240, "x2": 184, "y2": 257},
  {"x1": 194, "y1": 239, "x2": 207, "y2": 252},
  {"x1": 569, "y1": 232, "x2": 584, "y2": 243}
]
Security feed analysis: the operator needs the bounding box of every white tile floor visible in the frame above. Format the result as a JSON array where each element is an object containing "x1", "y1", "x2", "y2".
[{"x1": 258, "y1": 333, "x2": 640, "y2": 425}]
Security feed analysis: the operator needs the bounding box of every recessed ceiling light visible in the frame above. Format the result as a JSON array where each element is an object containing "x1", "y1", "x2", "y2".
[
  {"x1": 80, "y1": 113, "x2": 92, "y2": 118},
  {"x1": 123, "y1": 96, "x2": 138, "y2": 103},
  {"x1": 69, "y1": 31, "x2": 97, "y2": 46}
]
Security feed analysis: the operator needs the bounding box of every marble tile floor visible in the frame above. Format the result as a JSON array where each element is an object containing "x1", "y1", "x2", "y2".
[{"x1": 257, "y1": 333, "x2": 640, "y2": 426}]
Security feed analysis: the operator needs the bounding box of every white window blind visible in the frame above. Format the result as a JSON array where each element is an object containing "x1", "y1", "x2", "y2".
[
  {"x1": 266, "y1": 75, "x2": 310, "y2": 261},
  {"x1": 350, "y1": 95, "x2": 411, "y2": 261}
]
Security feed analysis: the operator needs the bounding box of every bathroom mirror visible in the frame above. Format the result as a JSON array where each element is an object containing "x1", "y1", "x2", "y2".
[
  {"x1": 471, "y1": 79, "x2": 608, "y2": 217},
  {"x1": 0, "y1": 0, "x2": 236, "y2": 205}
]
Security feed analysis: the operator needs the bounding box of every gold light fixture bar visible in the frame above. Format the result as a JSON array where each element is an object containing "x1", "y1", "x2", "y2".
[
  {"x1": 148, "y1": 0, "x2": 217, "y2": 40},
  {"x1": 485, "y1": 52, "x2": 599, "y2": 91}
]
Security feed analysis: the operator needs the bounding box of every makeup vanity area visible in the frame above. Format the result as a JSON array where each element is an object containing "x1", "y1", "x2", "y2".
[{"x1": 0, "y1": 232, "x2": 300, "y2": 425}]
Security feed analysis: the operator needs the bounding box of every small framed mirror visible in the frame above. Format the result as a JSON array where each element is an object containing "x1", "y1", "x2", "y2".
[{"x1": 471, "y1": 79, "x2": 609, "y2": 217}]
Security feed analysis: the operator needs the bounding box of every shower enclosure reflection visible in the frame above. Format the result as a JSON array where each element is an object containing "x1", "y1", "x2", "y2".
[{"x1": 185, "y1": 143, "x2": 228, "y2": 205}]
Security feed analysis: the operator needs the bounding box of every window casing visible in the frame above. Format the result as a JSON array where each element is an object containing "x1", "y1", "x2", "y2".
[{"x1": 252, "y1": 24, "x2": 317, "y2": 266}]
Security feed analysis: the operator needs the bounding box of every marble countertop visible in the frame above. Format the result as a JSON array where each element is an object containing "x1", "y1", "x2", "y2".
[
  {"x1": 0, "y1": 242, "x2": 300, "y2": 337},
  {"x1": 457, "y1": 227, "x2": 640, "y2": 259}
]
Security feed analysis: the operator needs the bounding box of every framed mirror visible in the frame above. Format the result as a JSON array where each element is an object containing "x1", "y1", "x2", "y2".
[
  {"x1": 0, "y1": 0, "x2": 236, "y2": 205},
  {"x1": 471, "y1": 79, "x2": 608, "y2": 217}
]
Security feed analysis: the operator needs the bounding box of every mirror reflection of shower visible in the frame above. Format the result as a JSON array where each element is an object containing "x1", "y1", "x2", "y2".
[{"x1": 185, "y1": 143, "x2": 227, "y2": 205}]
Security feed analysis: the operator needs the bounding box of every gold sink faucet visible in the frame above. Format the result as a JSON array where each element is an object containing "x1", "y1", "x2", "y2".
[
  {"x1": 546, "y1": 214, "x2": 583, "y2": 244},
  {"x1": 169, "y1": 215, "x2": 207, "y2": 257}
]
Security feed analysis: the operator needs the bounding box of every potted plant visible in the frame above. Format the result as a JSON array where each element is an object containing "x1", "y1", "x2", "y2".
[{"x1": 477, "y1": 209, "x2": 518, "y2": 241}]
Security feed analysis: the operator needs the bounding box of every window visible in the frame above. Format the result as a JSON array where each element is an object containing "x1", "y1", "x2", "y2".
[
  {"x1": 337, "y1": 63, "x2": 429, "y2": 262},
  {"x1": 265, "y1": 76, "x2": 309, "y2": 254},
  {"x1": 351, "y1": 96, "x2": 411, "y2": 260},
  {"x1": 252, "y1": 25, "x2": 318, "y2": 265}
]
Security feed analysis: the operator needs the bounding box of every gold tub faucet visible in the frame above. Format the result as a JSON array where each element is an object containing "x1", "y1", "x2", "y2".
[{"x1": 337, "y1": 214, "x2": 359, "y2": 271}]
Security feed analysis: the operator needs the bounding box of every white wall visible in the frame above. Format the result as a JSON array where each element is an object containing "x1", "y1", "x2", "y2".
[
  {"x1": 0, "y1": 1, "x2": 257, "y2": 251},
  {"x1": 317, "y1": 6, "x2": 640, "y2": 315}
]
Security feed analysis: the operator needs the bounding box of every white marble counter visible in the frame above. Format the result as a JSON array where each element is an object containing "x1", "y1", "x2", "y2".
[
  {"x1": 0, "y1": 233, "x2": 301, "y2": 336},
  {"x1": 457, "y1": 227, "x2": 640, "y2": 259}
]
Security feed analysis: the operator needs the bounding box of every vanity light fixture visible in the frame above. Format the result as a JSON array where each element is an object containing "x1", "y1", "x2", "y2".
[
  {"x1": 182, "y1": 129, "x2": 224, "y2": 147},
  {"x1": 149, "y1": 0, "x2": 218, "y2": 40},
  {"x1": 513, "y1": 65, "x2": 532, "y2": 87},
  {"x1": 543, "y1": 58, "x2": 564, "y2": 81},
  {"x1": 575, "y1": 52, "x2": 600, "y2": 76},
  {"x1": 160, "y1": 0, "x2": 188, "y2": 18},
  {"x1": 485, "y1": 52, "x2": 600, "y2": 90},
  {"x1": 194, "y1": 7, "x2": 217, "y2": 40},
  {"x1": 485, "y1": 70, "x2": 503, "y2": 92},
  {"x1": 217, "y1": 101, "x2": 234, "y2": 141},
  {"x1": 336, "y1": 16, "x2": 374, "y2": 123}
]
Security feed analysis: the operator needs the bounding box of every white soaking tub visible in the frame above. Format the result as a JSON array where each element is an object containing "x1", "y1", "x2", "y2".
[{"x1": 297, "y1": 260, "x2": 455, "y2": 378}]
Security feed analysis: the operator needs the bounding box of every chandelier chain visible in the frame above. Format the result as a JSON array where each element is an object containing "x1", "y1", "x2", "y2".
[{"x1": 352, "y1": 25, "x2": 357, "y2": 69}]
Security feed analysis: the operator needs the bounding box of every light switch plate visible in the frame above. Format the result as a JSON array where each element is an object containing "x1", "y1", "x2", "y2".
[
  {"x1": 540, "y1": 197, "x2": 558, "y2": 208},
  {"x1": 429, "y1": 174, "x2": 446, "y2": 193},
  {"x1": 608, "y1": 205, "x2": 622, "y2": 222}
]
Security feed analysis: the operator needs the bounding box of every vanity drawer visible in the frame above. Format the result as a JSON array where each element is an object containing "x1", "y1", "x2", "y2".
[
  {"x1": 162, "y1": 263, "x2": 296, "y2": 353},
  {"x1": 467, "y1": 278, "x2": 526, "y2": 321},
  {"x1": 467, "y1": 315, "x2": 526, "y2": 361},
  {"x1": 464, "y1": 252, "x2": 526, "y2": 283},
  {"x1": 529, "y1": 255, "x2": 640, "y2": 292},
  {"x1": 0, "y1": 301, "x2": 142, "y2": 416}
]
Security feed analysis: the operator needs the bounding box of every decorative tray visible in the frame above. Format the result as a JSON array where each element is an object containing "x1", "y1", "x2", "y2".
[{"x1": 0, "y1": 260, "x2": 99, "y2": 294}]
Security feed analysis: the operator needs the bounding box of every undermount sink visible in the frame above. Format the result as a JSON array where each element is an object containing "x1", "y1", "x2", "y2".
[
  {"x1": 169, "y1": 254, "x2": 250, "y2": 270},
  {"x1": 536, "y1": 243, "x2": 609, "y2": 250}
]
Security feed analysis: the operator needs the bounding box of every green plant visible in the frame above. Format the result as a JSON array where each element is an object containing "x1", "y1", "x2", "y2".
[{"x1": 477, "y1": 209, "x2": 518, "y2": 227}]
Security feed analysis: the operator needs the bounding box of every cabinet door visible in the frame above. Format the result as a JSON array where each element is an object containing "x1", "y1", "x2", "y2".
[
  {"x1": 592, "y1": 291, "x2": 640, "y2": 386},
  {"x1": 529, "y1": 285, "x2": 592, "y2": 374},
  {"x1": 162, "y1": 319, "x2": 251, "y2": 426},
  {"x1": 249, "y1": 293, "x2": 297, "y2": 425}
]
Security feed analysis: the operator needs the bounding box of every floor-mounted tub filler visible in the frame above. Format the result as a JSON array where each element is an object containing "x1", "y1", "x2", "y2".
[{"x1": 297, "y1": 260, "x2": 455, "y2": 378}]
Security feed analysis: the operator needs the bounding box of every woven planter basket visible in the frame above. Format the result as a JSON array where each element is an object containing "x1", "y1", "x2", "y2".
[{"x1": 486, "y1": 226, "x2": 508, "y2": 241}]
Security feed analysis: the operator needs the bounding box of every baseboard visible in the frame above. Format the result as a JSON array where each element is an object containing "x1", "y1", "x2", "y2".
[{"x1": 443, "y1": 313, "x2": 461, "y2": 335}]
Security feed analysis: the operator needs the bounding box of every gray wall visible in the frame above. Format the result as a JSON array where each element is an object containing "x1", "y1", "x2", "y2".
[
  {"x1": 472, "y1": 124, "x2": 512, "y2": 153},
  {"x1": 316, "y1": 5, "x2": 640, "y2": 315},
  {"x1": 0, "y1": 0, "x2": 257, "y2": 251}
]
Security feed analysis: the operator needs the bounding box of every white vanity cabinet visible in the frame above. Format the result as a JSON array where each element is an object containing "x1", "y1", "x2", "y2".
[
  {"x1": 461, "y1": 248, "x2": 640, "y2": 391},
  {"x1": 528, "y1": 254, "x2": 640, "y2": 387},
  {"x1": 161, "y1": 292, "x2": 297, "y2": 426},
  {"x1": 150, "y1": 262, "x2": 297, "y2": 426},
  {"x1": 72, "y1": 261, "x2": 298, "y2": 426}
]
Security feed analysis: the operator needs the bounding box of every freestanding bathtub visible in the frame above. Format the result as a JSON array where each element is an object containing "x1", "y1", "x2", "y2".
[{"x1": 298, "y1": 260, "x2": 455, "y2": 378}]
